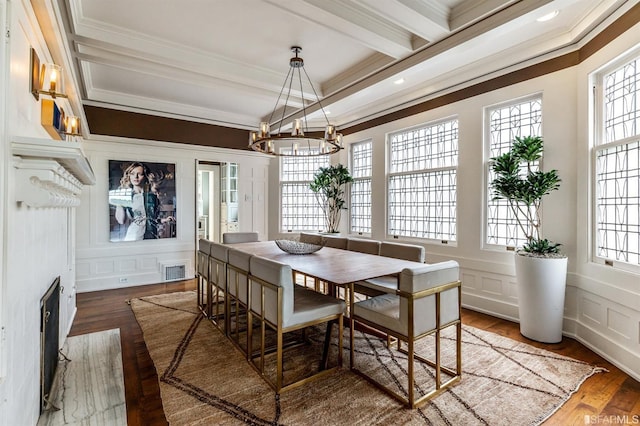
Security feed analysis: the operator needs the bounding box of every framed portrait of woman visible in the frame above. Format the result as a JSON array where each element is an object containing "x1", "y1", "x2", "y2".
[{"x1": 108, "y1": 160, "x2": 177, "y2": 242}]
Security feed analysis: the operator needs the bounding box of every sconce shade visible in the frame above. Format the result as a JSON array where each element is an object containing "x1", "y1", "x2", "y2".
[
  {"x1": 64, "y1": 116, "x2": 80, "y2": 135},
  {"x1": 40, "y1": 63, "x2": 65, "y2": 97},
  {"x1": 30, "y1": 48, "x2": 67, "y2": 100}
]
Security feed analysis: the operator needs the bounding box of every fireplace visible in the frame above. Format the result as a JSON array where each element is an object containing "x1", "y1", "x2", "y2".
[{"x1": 40, "y1": 277, "x2": 60, "y2": 412}]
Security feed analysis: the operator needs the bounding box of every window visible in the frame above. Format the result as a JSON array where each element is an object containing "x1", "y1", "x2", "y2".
[
  {"x1": 280, "y1": 149, "x2": 330, "y2": 232},
  {"x1": 388, "y1": 118, "x2": 458, "y2": 241},
  {"x1": 350, "y1": 141, "x2": 372, "y2": 234},
  {"x1": 594, "y1": 52, "x2": 640, "y2": 269},
  {"x1": 485, "y1": 96, "x2": 542, "y2": 248}
]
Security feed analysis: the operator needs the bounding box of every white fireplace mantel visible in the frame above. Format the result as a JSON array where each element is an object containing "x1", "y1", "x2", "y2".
[{"x1": 11, "y1": 136, "x2": 95, "y2": 208}]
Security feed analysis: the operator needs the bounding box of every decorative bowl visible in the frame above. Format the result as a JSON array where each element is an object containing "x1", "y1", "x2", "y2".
[{"x1": 274, "y1": 239, "x2": 323, "y2": 255}]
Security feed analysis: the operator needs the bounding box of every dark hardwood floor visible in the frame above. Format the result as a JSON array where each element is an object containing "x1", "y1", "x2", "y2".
[{"x1": 69, "y1": 279, "x2": 640, "y2": 425}]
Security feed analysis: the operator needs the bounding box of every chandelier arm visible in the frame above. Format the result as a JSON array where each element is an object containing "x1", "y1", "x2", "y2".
[
  {"x1": 301, "y1": 66, "x2": 330, "y2": 126},
  {"x1": 275, "y1": 65, "x2": 297, "y2": 137},
  {"x1": 268, "y1": 65, "x2": 294, "y2": 127},
  {"x1": 296, "y1": 66, "x2": 309, "y2": 133}
]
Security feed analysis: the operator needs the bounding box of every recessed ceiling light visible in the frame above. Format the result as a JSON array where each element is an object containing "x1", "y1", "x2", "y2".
[
  {"x1": 394, "y1": 78, "x2": 405, "y2": 85},
  {"x1": 537, "y1": 10, "x2": 559, "y2": 22}
]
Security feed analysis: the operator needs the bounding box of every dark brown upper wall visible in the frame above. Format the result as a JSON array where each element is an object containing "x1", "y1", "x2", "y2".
[
  {"x1": 85, "y1": 3, "x2": 640, "y2": 147},
  {"x1": 84, "y1": 106, "x2": 250, "y2": 150}
]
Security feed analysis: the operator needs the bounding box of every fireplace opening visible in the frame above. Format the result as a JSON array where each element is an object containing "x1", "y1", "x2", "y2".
[{"x1": 40, "y1": 276, "x2": 60, "y2": 413}]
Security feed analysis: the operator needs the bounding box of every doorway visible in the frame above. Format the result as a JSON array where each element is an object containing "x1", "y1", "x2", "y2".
[
  {"x1": 197, "y1": 163, "x2": 221, "y2": 242},
  {"x1": 196, "y1": 161, "x2": 239, "y2": 243}
]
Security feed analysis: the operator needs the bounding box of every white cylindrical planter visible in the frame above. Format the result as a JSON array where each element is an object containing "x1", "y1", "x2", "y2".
[{"x1": 515, "y1": 254, "x2": 568, "y2": 343}]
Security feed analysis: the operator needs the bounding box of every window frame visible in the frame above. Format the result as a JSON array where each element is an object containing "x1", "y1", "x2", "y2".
[
  {"x1": 591, "y1": 47, "x2": 640, "y2": 273},
  {"x1": 386, "y1": 117, "x2": 459, "y2": 245},
  {"x1": 349, "y1": 139, "x2": 373, "y2": 236},
  {"x1": 279, "y1": 149, "x2": 330, "y2": 233},
  {"x1": 483, "y1": 93, "x2": 543, "y2": 251}
]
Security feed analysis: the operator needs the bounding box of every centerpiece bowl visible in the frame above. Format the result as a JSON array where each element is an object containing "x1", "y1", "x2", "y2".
[{"x1": 274, "y1": 239, "x2": 323, "y2": 255}]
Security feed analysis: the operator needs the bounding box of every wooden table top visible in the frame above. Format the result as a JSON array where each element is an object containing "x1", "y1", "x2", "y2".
[{"x1": 227, "y1": 240, "x2": 423, "y2": 285}]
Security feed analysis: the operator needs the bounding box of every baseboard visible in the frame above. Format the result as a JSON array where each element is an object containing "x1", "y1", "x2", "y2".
[
  {"x1": 462, "y1": 292, "x2": 519, "y2": 323},
  {"x1": 465, "y1": 297, "x2": 640, "y2": 383},
  {"x1": 564, "y1": 322, "x2": 640, "y2": 383}
]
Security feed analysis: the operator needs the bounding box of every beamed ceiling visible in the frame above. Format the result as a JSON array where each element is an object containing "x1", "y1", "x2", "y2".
[{"x1": 45, "y1": 0, "x2": 640, "y2": 149}]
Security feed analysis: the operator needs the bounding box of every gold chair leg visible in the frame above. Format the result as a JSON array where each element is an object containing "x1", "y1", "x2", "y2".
[
  {"x1": 338, "y1": 315, "x2": 343, "y2": 367},
  {"x1": 276, "y1": 329, "x2": 283, "y2": 392}
]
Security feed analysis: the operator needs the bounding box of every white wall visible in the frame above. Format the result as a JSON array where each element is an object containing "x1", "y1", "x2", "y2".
[
  {"x1": 573, "y1": 23, "x2": 640, "y2": 381},
  {"x1": 0, "y1": 0, "x2": 83, "y2": 424},
  {"x1": 268, "y1": 24, "x2": 640, "y2": 381},
  {"x1": 76, "y1": 137, "x2": 270, "y2": 292},
  {"x1": 337, "y1": 67, "x2": 579, "y2": 321}
]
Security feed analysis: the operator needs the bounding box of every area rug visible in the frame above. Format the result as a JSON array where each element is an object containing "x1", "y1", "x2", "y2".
[{"x1": 131, "y1": 291, "x2": 605, "y2": 425}]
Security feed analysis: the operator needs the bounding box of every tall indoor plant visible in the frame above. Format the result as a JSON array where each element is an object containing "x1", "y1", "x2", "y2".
[
  {"x1": 490, "y1": 135, "x2": 567, "y2": 343},
  {"x1": 309, "y1": 164, "x2": 353, "y2": 233}
]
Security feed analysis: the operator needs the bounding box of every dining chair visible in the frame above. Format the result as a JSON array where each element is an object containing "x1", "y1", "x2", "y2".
[
  {"x1": 208, "y1": 242, "x2": 229, "y2": 331},
  {"x1": 349, "y1": 261, "x2": 462, "y2": 408},
  {"x1": 248, "y1": 255, "x2": 346, "y2": 393},
  {"x1": 222, "y1": 231, "x2": 259, "y2": 244},
  {"x1": 356, "y1": 241, "x2": 426, "y2": 294},
  {"x1": 225, "y1": 247, "x2": 253, "y2": 357},
  {"x1": 321, "y1": 235, "x2": 348, "y2": 249},
  {"x1": 196, "y1": 239, "x2": 211, "y2": 318},
  {"x1": 347, "y1": 237, "x2": 381, "y2": 255},
  {"x1": 299, "y1": 232, "x2": 323, "y2": 245},
  {"x1": 295, "y1": 233, "x2": 326, "y2": 291}
]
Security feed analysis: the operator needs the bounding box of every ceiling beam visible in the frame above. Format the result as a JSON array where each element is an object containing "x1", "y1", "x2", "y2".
[{"x1": 261, "y1": 0, "x2": 416, "y2": 58}]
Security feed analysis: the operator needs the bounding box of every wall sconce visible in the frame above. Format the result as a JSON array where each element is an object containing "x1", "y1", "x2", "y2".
[
  {"x1": 64, "y1": 115, "x2": 80, "y2": 136},
  {"x1": 30, "y1": 48, "x2": 67, "y2": 100}
]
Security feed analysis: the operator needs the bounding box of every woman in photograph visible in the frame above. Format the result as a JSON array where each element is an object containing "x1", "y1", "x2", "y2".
[{"x1": 114, "y1": 162, "x2": 173, "y2": 240}]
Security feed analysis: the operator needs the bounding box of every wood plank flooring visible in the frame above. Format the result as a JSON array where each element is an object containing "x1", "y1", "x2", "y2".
[{"x1": 69, "y1": 279, "x2": 640, "y2": 425}]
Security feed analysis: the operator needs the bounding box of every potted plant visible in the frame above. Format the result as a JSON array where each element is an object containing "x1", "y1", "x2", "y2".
[
  {"x1": 490, "y1": 135, "x2": 567, "y2": 343},
  {"x1": 309, "y1": 164, "x2": 353, "y2": 233}
]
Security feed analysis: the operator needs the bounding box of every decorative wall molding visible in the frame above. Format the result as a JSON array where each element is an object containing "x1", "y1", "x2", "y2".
[
  {"x1": 14, "y1": 158, "x2": 82, "y2": 207},
  {"x1": 11, "y1": 137, "x2": 95, "y2": 208}
]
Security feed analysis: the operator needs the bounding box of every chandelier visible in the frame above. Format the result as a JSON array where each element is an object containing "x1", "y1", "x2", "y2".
[{"x1": 249, "y1": 47, "x2": 343, "y2": 157}]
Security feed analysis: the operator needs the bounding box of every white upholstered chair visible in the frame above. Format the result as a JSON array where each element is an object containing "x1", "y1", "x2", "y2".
[
  {"x1": 350, "y1": 261, "x2": 462, "y2": 408},
  {"x1": 225, "y1": 247, "x2": 252, "y2": 356},
  {"x1": 196, "y1": 239, "x2": 212, "y2": 317},
  {"x1": 248, "y1": 255, "x2": 346, "y2": 393},
  {"x1": 356, "y1": 241, "x2": 426, "y2": 295},
  {"x1": 208, "y1": 242, "x2": 229, "y2": 330},
  {"x1": 222, "y1": 231, "x2": 259, "y2": 244}
]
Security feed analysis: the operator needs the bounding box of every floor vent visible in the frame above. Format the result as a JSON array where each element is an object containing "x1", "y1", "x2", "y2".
[{"x1": 162, "y1": 262, "x2": 187, "y2": 282}]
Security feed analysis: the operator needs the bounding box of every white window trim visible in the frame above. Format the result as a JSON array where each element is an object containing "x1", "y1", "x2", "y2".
[
  {"x1": 590, "y1": 47, "x2": 640, "y2": 274},
  {"x1": 482, "y1": 93, "x2": 544, "y2": 252},
  {"x1": 386, "y1": 117, "x2": 458, "y2": 245},
  {"x1": 278, "y1": 150, "x2": 329, "y2": 233},
  {"x1": 349, "y1": 139, "x2": 372, "y2": 236}
]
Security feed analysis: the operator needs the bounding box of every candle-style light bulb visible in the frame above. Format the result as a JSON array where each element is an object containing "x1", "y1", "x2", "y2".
[
  {"x1": 259, "y1": 121, "x2": 270, "y2": 138},
  {"x1": 49, "y1": 68, "x2": 57, "y2": 93},
  {"x1": 249, "y1": 131, "x2": 258, "y2": 147},
  {"x1": 292, "y1": 119, "x2": 304, "y2": 136}
]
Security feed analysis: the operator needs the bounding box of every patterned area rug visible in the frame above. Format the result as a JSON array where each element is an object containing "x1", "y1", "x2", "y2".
[{"x1": 130, "y1": 291, "x2": 605, "y2": 425}]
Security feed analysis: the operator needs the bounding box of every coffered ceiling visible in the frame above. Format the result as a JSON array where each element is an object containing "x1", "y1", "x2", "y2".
[{"x1": 51, "y1": 0, "x2": 638, "y2": 138}]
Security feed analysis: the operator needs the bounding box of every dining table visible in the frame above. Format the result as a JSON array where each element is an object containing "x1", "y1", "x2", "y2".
[
  {"x1": 226, "y1": 240, "x2": 424, "y2": 288},
  {"x1": 227, "y1": 239, "x2": 424, "y2": 369}
]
